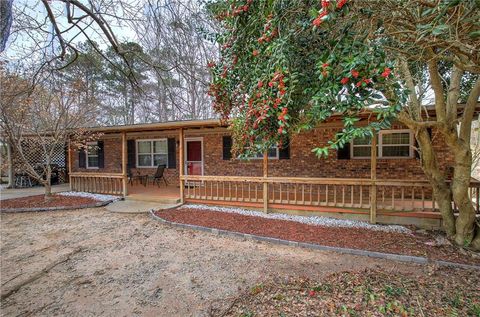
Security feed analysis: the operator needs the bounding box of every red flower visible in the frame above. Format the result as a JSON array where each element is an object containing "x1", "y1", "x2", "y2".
[
  {"x1": 268, "y1": 81, "x2": 275, "y2": 87},
  {"x1": 282, "y1": 107, "x2": 288, "y2": 114},
  {"x1": 252, "y1": 50, "x2": 259, "y2": 56},
  {"x1": 278, "y1": 126, "x2": 284, "y2": 134},
  {"x1": 351, "y1": 69, "x2": 359, "y2": 78},
  {"x1": 309, "y1": 290, "x2": 316, "y2": 297},
  {"x1": 363, "y1": 78, "x2": 372, "y2": 84},
  {"x1": 312, "y1": 16, "x2": 322, "y2": 27},
  {"x1": 340, "y1": 77, "x2": 349, "y2": 85},
  {"x1": 321, "y1": 0, "x2": 329, "y2": 8},
  {"x1": 207, "y1": 61, "x2": 215, "y2": 68},
  {"x1": 312, "y1": 11, "x2": 328, "y2": 27},
  {"x1": 322, "y1": 63, "x2": 329, "y2": 68},
  {"x1": 257, "y1": 81, "x2": 264, "y2": 88},
  {"x1": 337, "y1": 0, "x2": 347, "y2": 9},
  {"x1": 381, "y1": 67, "x2": 391, "y2": 78},
  {"x1": 279, "y1": 89, "x2": 286, "y2": 96}
]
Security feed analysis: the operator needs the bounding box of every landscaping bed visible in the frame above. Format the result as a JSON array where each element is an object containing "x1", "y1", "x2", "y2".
[
  {"x1": 223, "y1": 268, "x2": 480, "y2": 316},
  {"x1": 155, "y1": 206, "x2": 480, "y2": 266},
  {"x1": 1, "y1": 192, "x2": 118, "y2": 212}
]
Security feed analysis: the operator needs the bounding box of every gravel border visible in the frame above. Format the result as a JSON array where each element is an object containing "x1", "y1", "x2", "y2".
[
  {"x1": 182, "y1": 204, "x2": 411, "y2": 234},
  {"x1": 1, "y1": 199, "x2": 116, "y2": 213},
  {"x1": 150, "y1": 209, "x2": 480, "y2": 271},
  {"x1": 58, "y1": 191, "x2": 121, "y2": 202}
]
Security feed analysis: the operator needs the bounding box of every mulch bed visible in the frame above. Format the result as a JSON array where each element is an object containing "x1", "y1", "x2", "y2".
[
  {"x1": 221, "y1": 268, "x2": 480, "y2": 316},
  {"x1": 1, "y1": 194, "x2": 99, "y2": 210},
  {"x1": 155, "y1": 208, "x2": 480, "y2": 266}
]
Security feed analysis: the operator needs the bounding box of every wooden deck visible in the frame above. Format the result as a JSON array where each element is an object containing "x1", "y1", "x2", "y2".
[{"x1": 127, "y1": 183, "x2": 180, "y2": 203}]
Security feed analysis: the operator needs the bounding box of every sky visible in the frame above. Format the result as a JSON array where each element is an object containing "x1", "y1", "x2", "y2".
[{"x1": 3, "y1": 0, "x2": 141, "y2": 63}]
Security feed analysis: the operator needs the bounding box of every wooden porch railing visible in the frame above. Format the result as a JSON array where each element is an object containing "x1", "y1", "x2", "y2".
[
  {"x1": 181, "y1": 175, "x2": 480, "y2": 216},
  {"x1": 70, "y1": 173, "x2": 125, "y2": 195}
]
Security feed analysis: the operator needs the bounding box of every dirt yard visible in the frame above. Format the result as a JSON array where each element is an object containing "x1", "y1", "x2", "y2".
[{"x1": 0, "y1": 208, "x2": 469, "y2": 316}]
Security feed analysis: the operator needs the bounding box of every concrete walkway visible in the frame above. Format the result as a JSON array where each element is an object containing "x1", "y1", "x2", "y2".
[
  {"x1": 105, "y1": 199, "x2": 179, "y2": 213},
  {"x1": 0, "y1": 184, "x2": 70, "y2": 200}
]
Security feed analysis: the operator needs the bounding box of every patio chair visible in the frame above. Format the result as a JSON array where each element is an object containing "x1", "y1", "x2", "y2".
[
  {"x1": 122, "y1": 165, "x2": 146, "y2": 186},
  {"x1": 15, "y1": 173, "x2": 33, "y2": 188},
  {"x1": 148, "y1": 165, "x2": 168, "y2": 187}
]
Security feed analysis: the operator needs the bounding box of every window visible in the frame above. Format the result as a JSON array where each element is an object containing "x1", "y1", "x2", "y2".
[
  {"x1": 351, "y1": 135, "x2": 377, "y2": 158},
  {"x1": 351, "y1": 130, "x2": 413, "y2": 158},
  {"x1": 240, "y1": 145, "x2": 279, "y2": 160},
  {"x1": 86, "y1": 142, "x2": 99, "y2": 169},
  {"x1": 137, "y1": 139, "x2": 168, "y2": 167}
]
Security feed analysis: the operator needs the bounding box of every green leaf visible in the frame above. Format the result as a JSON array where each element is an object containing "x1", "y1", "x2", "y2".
[
  {"x1": 469, "y1": 30, "x2": 480, "y2": 39},
  {"x1": 431, "y1": 24, "x2": 449, "y2": 36}
]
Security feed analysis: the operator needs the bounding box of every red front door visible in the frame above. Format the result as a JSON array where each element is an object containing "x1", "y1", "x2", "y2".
[{"x1": 185, "y1": 140, "x2": 202, "y2": 176}]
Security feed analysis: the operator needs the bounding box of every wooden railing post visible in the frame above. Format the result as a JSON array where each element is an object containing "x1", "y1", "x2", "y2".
[
  {"x1": 370, "y1": 132, "x2": 377, "y2": 223},
  {"x1": 68, "y1": 138, "x2": 73, "y2": 191},
  {"x1": 179, "y1": 128, "x2": 185, "y2": 204},
  {"x1": 121, "y1": 132, "x2": 127, "y2": 197},
  {"x1": 263, "y1": 152, "x2": 268, "y2": 213}
]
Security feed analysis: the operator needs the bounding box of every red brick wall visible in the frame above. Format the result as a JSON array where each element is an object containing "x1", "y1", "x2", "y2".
[
  {"x1": 193, "y1": 125, "x2": 453, "y2": 180},
  {"x1": 72, "y1": 125, "x2": 453, "y2": 181},
  {"x1": 71, "y1": 133, "x2": 180, "y2": 185}
]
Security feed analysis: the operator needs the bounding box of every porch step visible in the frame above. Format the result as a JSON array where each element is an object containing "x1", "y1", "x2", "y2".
[
  {"x1": 107, "y1": 200, "x2": 179, "y2": 213},
  {"x1": 125, "y1": 196, "x2": 181, "y2": 204}
]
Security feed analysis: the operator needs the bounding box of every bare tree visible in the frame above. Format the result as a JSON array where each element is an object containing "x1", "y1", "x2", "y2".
[
  {"x1": 0, "y1": 66, "x2": 98, "y2": 198},
  {"x1": 136, "y1": 0, "x2": 218, "y2": 121},
  {"x1": 6, "y1": 0, "x2": 145, "y2": 84}
]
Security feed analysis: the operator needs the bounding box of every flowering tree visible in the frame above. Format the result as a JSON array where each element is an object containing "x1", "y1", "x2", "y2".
[
  {"x1": 208, "y1": 0, "x2": 480, "y2": 249},
  {"x1": 207, "y1": 0, "x2": 406, "y2": 157}
]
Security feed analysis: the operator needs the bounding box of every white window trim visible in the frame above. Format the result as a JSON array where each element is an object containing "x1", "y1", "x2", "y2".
[
  {"x1": 350, "y1": 129, "x2": 414, "y2": 159},
  {"x1": 86, "y1": 141, "x2": 99, "y2": 169},
  {"x1": 136, "y1": 138, "x2": 169, "y2": 168}
]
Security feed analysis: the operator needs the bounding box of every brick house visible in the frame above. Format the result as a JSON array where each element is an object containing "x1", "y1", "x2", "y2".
[{"x1": 68, "y1": 116, "x2": 475, "y2": 228}]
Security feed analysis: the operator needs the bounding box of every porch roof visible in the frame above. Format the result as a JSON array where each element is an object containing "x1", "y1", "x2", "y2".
[
  {"x1": 87, "y1": 119, "x2": 224, "y2": 134},
  {"x1": 83, "y1": 103, "x2": 479, "y2": 134}
]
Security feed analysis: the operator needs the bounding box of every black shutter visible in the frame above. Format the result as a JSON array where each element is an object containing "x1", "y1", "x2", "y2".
[
  {"x1": 414, "y1": 128, "x2": 432, "y2": 159},
  {"x1": 337, "y1": 143, "x2": 351, "y2": 160},
  {"x1": 127, "y1": 139, "x2": 136, "y2": 168},
  {"x1": 167, "y1": 138, "x2": 176, "y2": 169},
  {"x1": 97, "y1": 141, "x2": 105, "y2": 168},
  {"x1": 279, "y1": 137, "x2": 290, "y2": 159},
  {"x1": 223, "y1": 136, "x2": 232, "y2": 160},
  {"x1": 78, "y1": 149, "x2": 86, "y2": 168}
]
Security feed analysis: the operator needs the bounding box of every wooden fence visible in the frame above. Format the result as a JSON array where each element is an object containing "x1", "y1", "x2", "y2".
[
  {"x1": 70, "y1": 173, "x2": 125, "y2": 195},
  {"x1": 181, "y1": 175, "x2": 480, "y2": 215}
]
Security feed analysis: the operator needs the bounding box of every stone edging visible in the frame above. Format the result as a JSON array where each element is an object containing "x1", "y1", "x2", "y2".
[
  {"x1": 149, "y1": 210, "x2": 480, "y2": 271},
  {"x1": 1, "y1": 200, "x2": 115, "y2": 213}
]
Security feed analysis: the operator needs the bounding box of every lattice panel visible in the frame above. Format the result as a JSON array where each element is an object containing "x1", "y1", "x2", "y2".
[{"x1": 12, "y1": 138, "x2": 67, "y2": 183}]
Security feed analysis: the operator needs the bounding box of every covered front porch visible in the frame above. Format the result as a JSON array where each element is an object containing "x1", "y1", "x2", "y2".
[{"x1": 66, "y1": 121, "x2": 480, "y2": 229}]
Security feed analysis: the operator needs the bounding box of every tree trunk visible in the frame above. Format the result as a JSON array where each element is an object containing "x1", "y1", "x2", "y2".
[
  {"x1": 449, "y1": 139, "x2": 479, "y2": 249},
  {"x1": 44, "y1": 167, "x2": 52, "y2": 201},
  {"x1": 415, "y1": 128, "x2": 456, "y2": 237}
]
